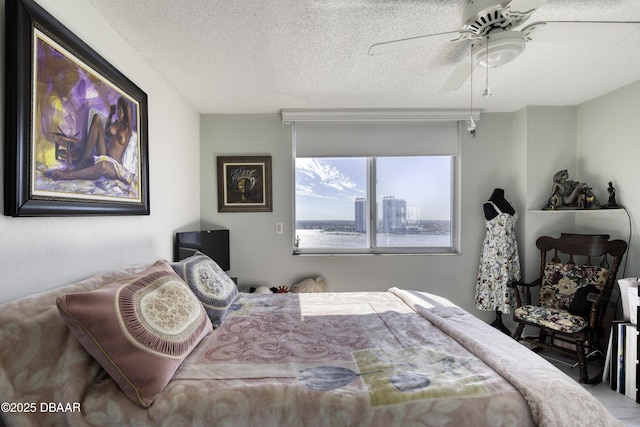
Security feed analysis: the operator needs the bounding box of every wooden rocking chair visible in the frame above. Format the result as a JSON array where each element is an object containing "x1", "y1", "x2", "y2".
[{"x1": 509, "y1": 233, "x2": 627, "y2": 383}]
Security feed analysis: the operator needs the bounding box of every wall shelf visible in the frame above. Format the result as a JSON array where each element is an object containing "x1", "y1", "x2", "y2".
[{"x1": 528, "y1": 208, "x2": 625, "y2": 213}]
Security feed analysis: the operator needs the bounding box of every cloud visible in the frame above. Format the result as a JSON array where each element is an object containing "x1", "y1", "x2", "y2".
[
  {"x1": 296, "y1": 158, "x2": 363, "y2": 199},
  {"x1": 295, "y1": 182, "x2": 320, "y2": 197}
]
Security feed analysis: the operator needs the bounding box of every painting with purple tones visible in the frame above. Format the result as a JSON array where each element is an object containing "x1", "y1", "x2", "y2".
[{"x1": 4, "y1": 0, "x2": 149, "y2": 216}]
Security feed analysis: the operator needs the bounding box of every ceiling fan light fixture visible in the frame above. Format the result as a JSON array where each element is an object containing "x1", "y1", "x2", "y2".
[{"x1": 472, "y1": 30, "x2": 526, "y2": 68}]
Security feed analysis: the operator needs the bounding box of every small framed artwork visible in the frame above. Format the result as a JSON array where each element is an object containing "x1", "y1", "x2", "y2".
[
  {"x1": 4, "y1": 0, "x2": 149, "y2": 216},
  {"x1": 217, "y1": 156, "x2": 272, "y2": 212}
]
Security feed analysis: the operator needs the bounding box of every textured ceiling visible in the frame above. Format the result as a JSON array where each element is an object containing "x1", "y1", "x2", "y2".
[{"x1": 81, "y1": 0, "x2": 640, "y2": 114}]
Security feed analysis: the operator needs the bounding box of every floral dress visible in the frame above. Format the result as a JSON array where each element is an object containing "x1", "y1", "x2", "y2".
[{"x1": 474, "y1": 201, "x2": 521, "y2": 314}]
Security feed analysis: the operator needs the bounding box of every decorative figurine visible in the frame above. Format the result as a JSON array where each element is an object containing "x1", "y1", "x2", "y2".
[
  {"x1": 605, "y1": 181, "x2": 618, "y2": 208},
  {"x1": 578, "y1": 185, "x2": 600, "y2": 209},
  {"x1": 546, "y1": 194, "x2": 559, "y2": 210},
  {"x1": 543, "y1": 169, "x2": 600, "y2": 210}
]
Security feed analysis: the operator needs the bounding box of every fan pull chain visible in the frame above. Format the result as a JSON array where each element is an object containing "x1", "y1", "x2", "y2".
[
  {"x1": 483, "y1": 36, "x2": 492, "y2": 99},
  {"x1": 466, "y1": 43, "x2": 476, "y2": 133}
]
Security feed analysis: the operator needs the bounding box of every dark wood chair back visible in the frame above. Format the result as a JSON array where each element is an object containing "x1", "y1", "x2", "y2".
[{"x1": 511, "y1": 233, "x2": 627, "y2": 383}]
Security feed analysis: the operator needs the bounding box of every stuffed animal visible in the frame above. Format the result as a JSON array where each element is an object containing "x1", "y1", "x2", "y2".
[
  {"x1": 291, "y1": 277, "x2": 328, "y2": 293},
  {"x1": 249, "y1": 285, "x2": 290, "y2": 294}
]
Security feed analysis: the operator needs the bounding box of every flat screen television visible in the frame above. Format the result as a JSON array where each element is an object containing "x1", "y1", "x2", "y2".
[{"x1": 174, "y1": 229, "x2": 230, "y2": 271}]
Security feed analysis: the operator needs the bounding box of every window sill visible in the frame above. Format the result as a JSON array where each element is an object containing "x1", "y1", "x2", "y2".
[{"x1": 292, "y1": 250, "x2": 460, "y2": 256}]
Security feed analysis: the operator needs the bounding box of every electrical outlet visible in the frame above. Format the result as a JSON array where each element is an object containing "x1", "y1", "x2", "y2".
[{"x1": 275, "y1": 223, "x2": 283, "y2": 234}]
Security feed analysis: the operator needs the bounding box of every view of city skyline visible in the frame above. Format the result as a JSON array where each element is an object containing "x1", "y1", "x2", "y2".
[
  {"x1": 297, "y1": 195, "x2": 450, "y2": 235},
  {"x1": 295, "y1": 157, "x2": 452, "y2": 221}
]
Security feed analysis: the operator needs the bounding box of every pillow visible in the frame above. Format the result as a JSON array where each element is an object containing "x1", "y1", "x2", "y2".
[
  {"x1": 539, "y1": 262, "x2": 609, "y2": 309},
  {"x1": 56, "y1": 260, "x2": 212, "y2": 408},
  {"x1": 568, "y1": 284, "x2": 600, "y2": 317},
  {"x1": 171, "y1": 252, "x2": 238, "y2": 326}
]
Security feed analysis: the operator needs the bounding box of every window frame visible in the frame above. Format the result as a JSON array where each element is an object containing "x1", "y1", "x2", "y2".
[
  {"x1": 293, "y1": 155, "x2": 459, "y2": 256},
  {"x1": 284, "y1": 109, "x2": 471, "y2": 257}
]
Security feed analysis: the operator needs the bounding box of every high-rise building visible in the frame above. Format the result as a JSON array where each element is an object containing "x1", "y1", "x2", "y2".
[
  {"x1": 382, "y1": 196, "x2": 406, "y2": 233},
  {"x1": 355, "y1": 198, "x2": 366, "y2": 233}
]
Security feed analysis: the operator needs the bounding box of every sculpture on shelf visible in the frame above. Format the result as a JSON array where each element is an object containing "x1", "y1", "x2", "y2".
[
  {"x1": 543, "y1": 169, "x2": 600, "y2": 210},
  {"x1": 605, "y1": 181, "x2": 619, "y2": 208}
]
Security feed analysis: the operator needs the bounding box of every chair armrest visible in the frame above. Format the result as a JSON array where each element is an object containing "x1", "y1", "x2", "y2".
[
  {"x1": 586, "y1": 292, "x2": 600, "y2": 303},
  {"x1": 586, "y1": 291, "x2": 605, "y2": 328},
  {"x1": 507, "y1": 278, "x2": 542, "y2": 288},
  {"x1": 508, "y1": 278, "x2": 541, "y2": 307}
]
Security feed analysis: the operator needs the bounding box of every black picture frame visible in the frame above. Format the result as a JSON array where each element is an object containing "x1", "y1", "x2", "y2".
[
  {"x1": 217, "y1": 156, "x2": 272, "y2": 212},
  {"x1": 4, "y1": 0, "x2": 150, "y2": 216}
]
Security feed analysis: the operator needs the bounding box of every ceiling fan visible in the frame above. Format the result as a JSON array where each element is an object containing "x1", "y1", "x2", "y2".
[{"x1": 369, "y1": 0, "x2": 640, "y2": 92}]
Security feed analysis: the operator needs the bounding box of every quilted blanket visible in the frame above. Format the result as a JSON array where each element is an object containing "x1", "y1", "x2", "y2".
[{"x1": 0, "y1": 265, "x2": 621, "y2": 426}]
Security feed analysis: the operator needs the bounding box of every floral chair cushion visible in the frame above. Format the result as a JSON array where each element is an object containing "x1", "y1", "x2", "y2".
[
  {"x1": 513, "y1": 305, "x2": 588, "y2": 334},
  {"x1": 539, "y1": 262, "x2": 609, "y2": 309}
]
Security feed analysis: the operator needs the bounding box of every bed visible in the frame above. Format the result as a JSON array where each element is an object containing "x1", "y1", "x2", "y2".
[{"x1": 0, "y1": 255, "x2": 621, "y2": 427}]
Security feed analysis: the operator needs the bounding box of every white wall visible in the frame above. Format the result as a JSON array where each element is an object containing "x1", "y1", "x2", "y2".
[
  {"x1": 519, "y1": 106, "x2": 578, "y2": 281},
  {"x1": 511, "y1": 101, "x2": 636, "y2": 283},
  {"x1": 577, "y1": 81, "x2": 640, "y2": 278},
  {"x1": 200, "y1": 113, "x2": 518, "y2": 322},
  {"x1": 0, "y1": 0, "x2": 201, "y2": 302}
]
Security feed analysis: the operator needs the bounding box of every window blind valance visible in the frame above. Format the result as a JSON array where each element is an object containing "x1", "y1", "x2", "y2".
[
  {"x1": 282, "y1": 109, "x2": 477, "y2": 157},
  {"x1": 292, "y1": 121, "x2": 459, "y2": 157}
]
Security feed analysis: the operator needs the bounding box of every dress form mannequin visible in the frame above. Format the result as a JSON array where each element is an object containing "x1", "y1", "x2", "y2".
[
  {"x1": 483, "y1": 188, "x2": 515, "y2": 220},
  {"x1": 476, "y1": 188, "x2": 519, "y2": 335}
]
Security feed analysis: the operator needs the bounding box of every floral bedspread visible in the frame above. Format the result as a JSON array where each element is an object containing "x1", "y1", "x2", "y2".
[{"x1": 0, "y1": 265, "x2": 621, "y2": 426}]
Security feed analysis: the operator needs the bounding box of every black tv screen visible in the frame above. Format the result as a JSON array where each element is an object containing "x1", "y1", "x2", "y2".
[{"x1": 174, "y1": 229, "x2": 230, "y2": 271}]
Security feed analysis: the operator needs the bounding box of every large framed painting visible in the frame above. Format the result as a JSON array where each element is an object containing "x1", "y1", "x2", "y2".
[
  {"x1": 217, "y1": 156, "x2": 272, "y2": 212},
  {"x1": 4, "y1": 0, "x2": 150, "y2": 216}
]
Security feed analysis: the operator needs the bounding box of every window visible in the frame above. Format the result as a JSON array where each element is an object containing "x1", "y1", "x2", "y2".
[
  {"x1": 376, "y1": 156, "x2": 452, "y2": 249},
  {"x1": 285, "y1": 110, "x2": 462, "y2": 255},
  {"x1": 296, "y1": 157, "x2": 368, "y2": 250},
  {"x1": 295, "y1": 156, "x2": 454, "y2": 254}
]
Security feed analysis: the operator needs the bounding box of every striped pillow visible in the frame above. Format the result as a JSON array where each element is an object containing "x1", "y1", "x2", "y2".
[{"x1": 171, "y1": 252, "x2": 238, "y2": 326}]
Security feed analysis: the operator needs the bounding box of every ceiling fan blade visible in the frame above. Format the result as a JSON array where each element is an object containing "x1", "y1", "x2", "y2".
[
  {"x1": 502, "y1": 0, "x2": 548, "y2": 30},
  {"x1": 505, "y1": 0, "x2": 548, "y2": 14},
  {"x1": 524, "y1": 21, "x2": 640, "y2": 44},
  {"x1": 440, "y1": 59, "x2": 472, "y2": 93},
  {"x1": 368, "y1": 30, "x2": 469, "y2": 55}
]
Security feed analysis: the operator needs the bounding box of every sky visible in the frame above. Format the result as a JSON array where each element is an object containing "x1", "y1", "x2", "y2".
[{"x1": 295, "y1": 156, "x2": 452, "y2": 221}]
